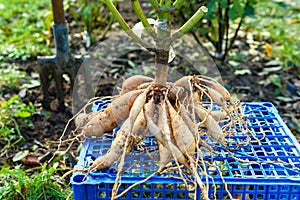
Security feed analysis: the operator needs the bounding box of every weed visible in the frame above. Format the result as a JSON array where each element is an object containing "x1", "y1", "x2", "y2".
[
  {"x1": 0, "y1": 95, "x2": 35, "y2": 153},
  {"x1": 65, "y1": 0, "x2": 119, "y2": 46},
  {"x1": 0, "y1": 0, "x2": 51, "y2": 61},
  {"x1": 0, "y1": 63, "x2": 26, "y2": 91},
  {"x1": 0, "y1": 163, "x2": 72, "y2": 200}
]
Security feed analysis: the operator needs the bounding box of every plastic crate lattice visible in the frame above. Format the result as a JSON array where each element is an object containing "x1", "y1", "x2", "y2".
[{"x1": 71, "y1": 101, "x2": 300, "y2": 200}]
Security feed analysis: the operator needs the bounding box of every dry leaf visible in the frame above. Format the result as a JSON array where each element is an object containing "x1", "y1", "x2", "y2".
[
  {"x1": 13, "y1": 150, "x2": 29, "y2": 162},
  {"x1": 21, "y1": 153, "x2": 41, "y2": 165},
  {"x1": 265, "y1": 43, "x2": 272, "y2": 58},
  {"x1": 288, "y1": 19, "x2": 300, "y2": 24}
]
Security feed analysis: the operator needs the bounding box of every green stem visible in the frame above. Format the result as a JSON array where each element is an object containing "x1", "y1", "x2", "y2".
[
  {"x1": 164, "y1": 0, "x2": 172, "y2": 7},
  {"x1": 100, "y1": 15, "x2": 114, "y2": 39},
  {"x1": 104, "y1": 0, "x2": 130, "y2": 32},
  {"x1": 104, "y1": 0, "x2": 152, "y2": 49},
  {"x1": 131, "y1": 0, "x2": 156, "y2": 37},
  {"x1": 149, "y1": 0, "x2": 159, "y2": 9},
  {"x1": 173, "y1": 0, "x2": 185, "y2": 10},
  {"x1": 172, "y1": 6, "x2": 207, "y2": 40}
]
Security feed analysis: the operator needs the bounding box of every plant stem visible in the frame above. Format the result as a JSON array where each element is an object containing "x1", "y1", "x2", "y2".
[
  {"x1": 104, "y1": 0, "x2": 129, "y2": 31},
  {"x1": 160, "y1": 0, "x2": 165, "y2": 6},
  {"x1": 131, "y1": 0, "x2": 156, "y2": 37},
  {"x1": 104, "y1": 0, "x2": 152, "y2": 50},
  {"x1": 228, "y1": 0, "x2": 249, "y2": 53},
  {"x1": 154, "y1": 19, "x2": 171, "y2": 87},
  {"x1": 100, "y1": 15, "x2": 114, "y2": 39},
  {"x1": 149, "y1": 0, "x2": 174, "y2": 87},
  {"x1": 223, "y1": 0, "x2": 230, "y2": 64},
  {"x1": 164, "y1": 0, "x2": 172, "y2": 7},
  {"x1": 172, "y1": 6, "x2": 208, "y2": 40},
  {"x1": 173, "y1": 0, "x2": 185, "y2": 10},
  {"x1": 217, "y1": 2, "x2": 223, "y2": 55},
  {"x1": 149, "y1": 0, "x2": 159, "y2": 9}
]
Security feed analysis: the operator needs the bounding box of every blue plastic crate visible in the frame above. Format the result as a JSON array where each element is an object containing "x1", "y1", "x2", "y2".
[{"x1": 71, "y1": 101, "x2": 300, "y2": 200}]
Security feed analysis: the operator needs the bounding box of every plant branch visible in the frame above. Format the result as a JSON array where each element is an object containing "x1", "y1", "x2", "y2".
[
  {"x1": 172, "y1": 6, "x2": 207, "y2": 40},
  {"x1": 100, "y1": 15, "x2": 115, "y2": 39},
  {"x1": 131, "y1": 0, "x2": 156, "y2": 38},
  {"x1": 205, "y1": 32, "x2": 217, "y2": 48},
  {"x1": 228, "y1": 0, "x2": 249, "y2": 51},
  {"x1": 223, "y1": 0, "x2": 231, "y2": 63},
  {"x1": 149, "y1": 0, "x2": 159, "y2": 9},
  {"x1": 164, "y1": 0, "x2": 172, "y2": 7},
  {"x1": 104, "y1": 0, "x2": 152, "y2": 50},
  {"x1": 228, "y1": 19, "x2": 243, "y2": 53},
  {"x1": 160, "y1": 0, "x2": 165, "y2": 6},
  {"x1": 173, "y1": 0, "x2": 185, "y2": 10},
  {"x1": 179, "y1": 10, "x2": 202, "y2": 46},
  {"x1": 217, "y1": 2, "x2": 223, "y2": 54}
]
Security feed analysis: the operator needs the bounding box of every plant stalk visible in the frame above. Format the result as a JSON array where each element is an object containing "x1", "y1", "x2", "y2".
[
  {"x1": 172, "y1": 6, "x2": 207, "y2": 40},
  {"x1": 154, "y1": 19, "x2": 171, "y2": 87},
  {"x1": 149, "y1": 0, "x2": 159, "y2": 9},
  {"x1": 173, "y1": 0, "x2": 185, "y2": 10},
  {"x1": 104, "y1": 0, "x2": 152, "y2": 50},
  {"x1": 131, "y1": 0, "x2": 156, "y2": 37}
]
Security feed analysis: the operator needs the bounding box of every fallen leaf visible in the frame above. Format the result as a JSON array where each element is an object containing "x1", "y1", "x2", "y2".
[
  {"x1": 263, "y1": 66, "x2": 282, "y2": 74},
  {"x1": 249, "y1": 48, "x2": 259, "y2": 56},
  {"x1": 13, "y1": 150, "x2": 29, "y2": 162},
  {"x1": 228, "y1": 60, "x2": 240, "y2": 67},
  {"x1": 292, "y1": 78, "x2": 300, "y2": 87},
  {"x1": 18, "y1": 88, "x2": 26, "y2": 98},
  {"x1": 265, "y1": 43, "x2": 272, "y2": 58},
  {"x1": 21, "y1": 153, "x2": 41, "y2": 165},
  {"x1": 288, "y1": 19, "x2": 300, "y2": 24},
  {"x1": 269, "y1": 74, "x2": 282, "y2": 87},
  {"x1": 276, "y1": 96, "x2": 294, "y2": 102},
  {"x1": 264, "y1": 60, "x2": 282, "y2": 67},
  {"x1": 127, "y1": 60, "x2": 135, "y2": 68},
  {"x1": 21, "y1": 79, "x2": 40, "y2": 89},
  {"x1": 234, "y1": 69, "x2": 252, "y2": 75}
]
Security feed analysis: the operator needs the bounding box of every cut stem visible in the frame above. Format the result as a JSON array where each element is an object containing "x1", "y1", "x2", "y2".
[{"x1": 172, "y1": 6, "x2": 207, "y2": 40}]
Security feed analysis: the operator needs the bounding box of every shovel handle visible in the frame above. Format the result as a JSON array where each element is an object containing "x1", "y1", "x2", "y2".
[{"x1": 51, "y1": 0, "x2": 65, "y2": 24}]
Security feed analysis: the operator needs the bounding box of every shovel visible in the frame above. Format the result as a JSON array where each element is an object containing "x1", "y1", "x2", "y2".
[{"x1": 37, "y1": 0, "x2": 88, "y2": 110}]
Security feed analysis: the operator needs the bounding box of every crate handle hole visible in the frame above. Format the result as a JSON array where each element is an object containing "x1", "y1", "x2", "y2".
[
  {"x1": 73, "y1": 174, "x2": 86, "y2": 183},
  {"x1": 262, "y1": 103, "x2": 273, "y2": 107}
]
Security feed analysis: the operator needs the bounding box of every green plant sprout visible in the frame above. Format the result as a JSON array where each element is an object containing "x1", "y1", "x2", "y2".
[{"x1": 103, "y1": 0, "x2": 207, "y2": 87}]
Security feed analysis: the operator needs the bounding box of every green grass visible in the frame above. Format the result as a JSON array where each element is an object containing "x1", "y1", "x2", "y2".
[
  {"x1": 0, "y1": 63, "x2": 26, "y2": 90},
  {"x1": 0, "y1": 164, "x2": 72, "y2": 200},
  {"x1": 245, "y1": 0, "x2": 300, "y2": 70},
  {"x1": 0, "y1": 95, "x2": 35, "y2": 153},
  {"x1": 0, "y1": 0, "x2": 52, "y2": 61}
]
